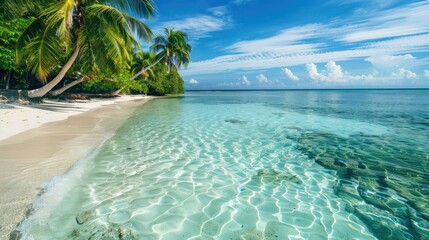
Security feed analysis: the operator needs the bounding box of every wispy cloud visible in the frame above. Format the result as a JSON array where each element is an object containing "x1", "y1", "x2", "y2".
[
  {"x1": 208, "y1": 6, "x2": 228, "y2": 17},
  {"x1": 226, "y1": 24, "x2": 324, "y2": 54},
  {"x1": 365, "y1": 54, "x2": 416, "y2": 72},
  {"x1": 181, "y1": 1, "x2": 429, "y2": 77},
  {"x1": 232, "y1": 0, "x2": 251, "y2": 5},
  {"x1": 424, "y1": 70, "x2": 429, "y2": 78},
  {"x1": 159, "y1": 15, "x2": 230, "y2": 40},
  {"x1": 328, "y1": 0, "x2": 397, "y2": 6},
  {"x1": 281, "y1": 68, "x2": 300, "y2": 81},
  {"x1": 181, "y1": 44, "x2": 427, "y2": 76},
  {"x1": 341, "y1": 1, "x2": 429, "y2": 42}
]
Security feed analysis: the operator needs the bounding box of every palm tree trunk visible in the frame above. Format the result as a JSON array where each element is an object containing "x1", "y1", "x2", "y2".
[
  {"x1": 27, "y1": 44, "x2": 80, "y2": 98},
  {"x1": 49, "y1": 76, "x2": 87, "y2": 96},
  {"x1": 5, "y1": 71, "x2": 11, "y2": 90},
  {"x1": 111, "y1": 89, "x2": 122, "y2": 95},
  {"x1": 130, "y1": 55, "x2": 165, "y2": 80}
]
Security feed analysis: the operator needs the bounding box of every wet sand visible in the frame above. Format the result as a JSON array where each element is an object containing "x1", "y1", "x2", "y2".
[{"x1": 0, "y1": 97, "x2": 153, "y2": 239}]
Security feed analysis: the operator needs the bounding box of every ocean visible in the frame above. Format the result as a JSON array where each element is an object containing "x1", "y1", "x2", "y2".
[{"x1": 18, "y1": 90, "x2": 429, "y2": 239}]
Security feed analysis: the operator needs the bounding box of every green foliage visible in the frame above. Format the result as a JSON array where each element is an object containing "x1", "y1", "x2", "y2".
[
  {"x1": 114, "y1": 66, "x2": 148, "y2": 94},
  {"x1": 145, "y1": 62, "x2": 184, "y2": 95},
  {"x1": 164, "y1": 70, "x2": 185, "y2": 94},
  {"x1": 0, "y1": 12, "x2": 32, "y2": 89},
  {"x1": 0, "y1": 16, "x2": 31, "y2": 70},
  {"x1": 6, "y1": 0, "x2": 155, "y2": 98},
  {"x1": 0, "y1": 1, "x2": 188, "y2": 95},
  {"x1": 70, "y1": 66, "x2": 149, "y2": 95},
  {"x1": 72, "y1": 78, "x2": 118, "y2": 94}
]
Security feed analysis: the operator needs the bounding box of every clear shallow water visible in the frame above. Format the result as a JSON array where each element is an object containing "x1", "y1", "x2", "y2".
[
  {"x1": 0, "y1": 104, "x2": 13, "y2": 109},
  {"x1": 18, "y1": 90, "x2": 429, "y2": 239}
]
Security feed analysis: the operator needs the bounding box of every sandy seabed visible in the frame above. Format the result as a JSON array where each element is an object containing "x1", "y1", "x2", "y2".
[{"x1": 0, "y1": 96, "x2": 153, "y2": 239}]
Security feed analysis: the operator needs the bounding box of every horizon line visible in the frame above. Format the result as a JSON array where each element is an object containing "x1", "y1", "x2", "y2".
[{"x1": 185, "y1": 87, "x2": 429, "y2": 91}]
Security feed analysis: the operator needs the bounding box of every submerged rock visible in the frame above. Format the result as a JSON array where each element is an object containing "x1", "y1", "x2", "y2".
[
  {"x1": 358, "y1": 162, "x2": 367, "y2": 169},
  {"x1": 252, "y1": 168, "x2": 302, "y2": 185},
  {"x1": 265, "y1": 221, "x2": 299, "y2": 239},
  {"x1": 224, "y1": 119, "x2": 247, "y2": 124},
  {"x1": 70, "y1": 222, "x2": 138, "y2": 240},
  {"x1": 76, "y1": 210, "x2": 98, "y2": 225},
  {"x1": 334, "y1": 159, "x2": 347, "y2": 167},
  {"x1": 9, "y1": 230, "x2": 22, "y2": 240}
]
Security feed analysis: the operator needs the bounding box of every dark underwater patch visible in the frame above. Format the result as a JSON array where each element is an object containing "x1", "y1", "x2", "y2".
[
  {"x1": 290, "y1": 131, "x2": 429, "y2": 239},
  {"x1": 224, "y1": 119, "x2": 247, "y2": 124}
]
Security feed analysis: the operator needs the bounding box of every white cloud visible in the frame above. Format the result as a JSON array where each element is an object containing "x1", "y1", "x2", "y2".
[
  {"x1": 256, "y1": 74, "x2": 268, "y2": 83},
  {"x1": 306, "y1": 63, "x2": 328, "y2": 82},
  {"x1": 159, "y1": 14, "x2": 230, "y2": 40},
  {"x1": 392, "y1": 68, "x2": 417, "y2": 79},
  {"x1": 346, "y1": 74, "x2": 376, "y2": 81},
  {"x1": 218, "y1": 81, "x2": 240, "y2": 87},
  {"x1": 328, "y1": 0, "x2": 398, "y2": 9},
  {"x1": 233, "y1": 0, "x2": 251, "y2": 5},
  {"x1": 189, "y1": 79, "x2": 199, "y2": 84},
  {"x1": 306, "y1": 61, "x2": 374, "y2": 82},
  {"x1": 326, "y1": 61, "x2": 344, "y2": 80},
  {"x1": 240, "y1": 75, "x2": 251, "y2": 85},
  {"x1": 226, "y1": 24, "x2": 324, "y2": 54},
  {"x1": 365, "y1": 54, "x2": 416, "y2": 71},
  {"x1": 208, "y1": 6, "x2": 228, "y2": 17},
  {"x1": 281, "y1": 68, "x2": 300, "y2": 81},
  {"x1": 424, "y1": 70, "x2": 429, "y2": 78}
]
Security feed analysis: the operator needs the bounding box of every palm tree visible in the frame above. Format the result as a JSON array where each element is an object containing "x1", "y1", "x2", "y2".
[
  {"x1": 11, "y1": 0, "x2": 155, "y2": 98},
  {"x1": 130, "y1": 28, "x2": 191, "y2": 80},
  {"x1": 131, "y1": 52, "x2": 155, "y2": 80}
]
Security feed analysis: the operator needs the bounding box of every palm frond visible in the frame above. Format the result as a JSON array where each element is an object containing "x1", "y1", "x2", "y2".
[
  {"x1": 123, "y1": 14, "x2": 152, "y2": 41},
  {"x1": 16, "y1": 17, "x2": 45, "y2": 63},
  {"x1": 41, "y1": 0, "x2": 75, "y2": 41},
  {"x1": 102, "y1": 0, "x2": 156, "y2": 18},
  {"x1": 22, "y1": 25, "x2": 64, "y2": 82},
  {"x1": 80, "y1": 6, "x2": 137, "y2": 74},
  {"x1": 2, "y1": 0, "x2": 42, "y2": 18}
]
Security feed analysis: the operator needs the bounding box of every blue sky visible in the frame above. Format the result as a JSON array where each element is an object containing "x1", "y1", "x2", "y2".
[{"x1": 143, "y1": 0, "x2": 429, "y2": 89}]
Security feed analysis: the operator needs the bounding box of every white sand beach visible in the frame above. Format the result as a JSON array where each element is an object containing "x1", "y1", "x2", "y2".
[
  {"x1": 0, "y1": 95, "x2": 149, "y2": 141},
  {"x1": 0, "y1": 96, "x2": 153, "y2": 239}
]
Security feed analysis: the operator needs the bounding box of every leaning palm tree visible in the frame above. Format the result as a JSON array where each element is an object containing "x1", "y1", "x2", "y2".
[
  {"x1": 12, "y1": 0, "x2": 155, "y2": 98},
  {"x1": 130, "y1": 28, "x2": 191, "y2": 80},
  {"x1": 131, "y1": 52, "x2": 155, "y2": 80}
]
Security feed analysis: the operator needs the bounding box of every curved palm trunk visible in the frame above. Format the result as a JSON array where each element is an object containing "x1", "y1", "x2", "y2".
[
  {"x1": 27, "y1": 44, "x2": 80, "y2": 98},
  {"x1": 49, "y1": 76, "x2": 87, "y2": 96},
  {"x1": 111, "y1": 89, "x2": 122, "y2": 95},
  {"x1": 130, "y1": 54, "x2": 165, "y2": 80}
]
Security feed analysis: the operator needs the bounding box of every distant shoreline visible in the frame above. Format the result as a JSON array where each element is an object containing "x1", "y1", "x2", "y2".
[{"x1": 186, "y1": 88, "x2": 429, "y2": 92}]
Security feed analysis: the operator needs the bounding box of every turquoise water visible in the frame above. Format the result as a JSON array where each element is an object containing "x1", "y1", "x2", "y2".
[{"x1": 18, "y1": 90, "x2": 429, "y2": 239}]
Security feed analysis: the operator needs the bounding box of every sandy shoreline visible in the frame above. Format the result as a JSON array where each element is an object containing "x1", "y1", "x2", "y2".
[
  {"x1": 0, "y1": 96, "x2": 153, "y2": 239},
  {"x1": 0, "y1": 95, "x2": 150, "y2": 142}
]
